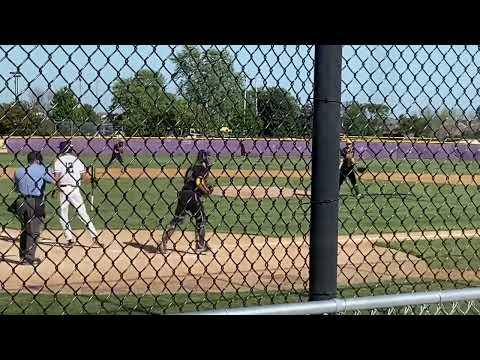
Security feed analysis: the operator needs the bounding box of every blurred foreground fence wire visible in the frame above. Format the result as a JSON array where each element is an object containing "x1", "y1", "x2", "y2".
[{"x1": 189, "y1": 287, "x2": 480, "y2": 315}]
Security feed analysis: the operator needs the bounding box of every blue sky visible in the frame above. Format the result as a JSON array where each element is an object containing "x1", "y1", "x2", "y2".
[
  {"x1": 0, "y1": 45, "x2": 314, "y2": 112},
  {"x1": 1, "y1": 45, "x2": 480, "y2": 118},
  {"x1": 342, "y1": 45, "x2": 480, "y2": 118}
]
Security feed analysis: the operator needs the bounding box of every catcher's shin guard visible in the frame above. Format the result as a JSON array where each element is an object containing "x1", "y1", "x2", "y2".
[
  {"x1": 195, "y1": 224, "x2": 209, "y2": 254},
  {"x1": 353, "y1": 184, "x2": 360, "y2": 196},
  {"x1": 160, "y1": 226, "x2": 175, "y2": 254}
]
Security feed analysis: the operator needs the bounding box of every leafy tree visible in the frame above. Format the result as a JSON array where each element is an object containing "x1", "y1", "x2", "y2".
[
  {"x1": 412, "y1": 106, "x2": 436, "y2": 137},
  {"x1": 50, "y1": 87, "x2": 80, "y2": 125},
  {"x1": 80, "y1": 104, "x2": 100, "y2": 123},
  {"x1": 255, "y1": 87, "x2": 302, "y2": 137},
  {"x1": 168, "y1": 98, "x2": 195, "y2": 136},
  {"x1": 0, "y1": 101, "x2": 53, "y2": 136},
  {"x1": 76, "y1": 104, "x2": 101, "y2": 135},
  {"x1": 398, "y1": 114, "x2": 429, "y2": 137},
  {"x1": 111, "y1": 69, "x2": 175, "y2": 136},
  {"x1": 49, "y1": 87, "x2": 103, "y2": 135},
  {"x1": 431, "y1": 106, "x2": 465, "y2": 140},
  {"x1": 299, "y1": 101, "x2": 313, "y2": 138},
  {"x1": 28, "y1": 87, "x2": 54, "y2": 113},
  {"x1": 342, "y1": 101, "x2": 390, "y2": 136},
  {"x1": 171, "y1": 46, "x2": 245, "y2": 134},
  {"x1": 237, "y1": 88, "x2": 262, "y2": 137}
]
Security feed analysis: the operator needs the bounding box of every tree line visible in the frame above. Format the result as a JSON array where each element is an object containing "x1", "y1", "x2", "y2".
[
  {"x1": 0, "y1": 46, "x2": 311, "y2": 138},
  {"x1": 1, "y1": 45, "x2": 480, "y2": 140},
  {"x1": 342, "y1": 102, "x2": 480, "y2": 140}
]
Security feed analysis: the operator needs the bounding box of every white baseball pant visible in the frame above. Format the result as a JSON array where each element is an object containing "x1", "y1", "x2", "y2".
[{"x1": 58, "y1": 186, "x2": 97, "y2": 241}]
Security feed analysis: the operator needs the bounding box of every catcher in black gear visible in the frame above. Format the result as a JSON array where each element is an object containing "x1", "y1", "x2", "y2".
[
  {"x1": 159, "y1": 150, "x2": 214, "y2": 255},
  {"x1": 339, "y1": 140, "x2": 364, "y2": 197}
]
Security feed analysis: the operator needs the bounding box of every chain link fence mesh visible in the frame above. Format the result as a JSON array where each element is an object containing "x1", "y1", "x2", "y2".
[
  {"x1": 0, "y1": 45, "x2": 479, "y2": 315},
  {"x1": 338, "y1": 45, "x2": 480, "y2": 300},
  {"x1": 343, "y1": 300, "x2": 480, "y2": 315}
]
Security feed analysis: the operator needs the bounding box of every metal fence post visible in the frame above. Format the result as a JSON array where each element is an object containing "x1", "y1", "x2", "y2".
[{"x1": 309, "y1": 45, "x2": 342, "y2": 301}]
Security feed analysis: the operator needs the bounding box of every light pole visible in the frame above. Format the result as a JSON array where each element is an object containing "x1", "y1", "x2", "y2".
[
  {"x1": 243, "y1": 88, "x2": 247, "y2": 119},
  {"x1": 68, "y1": 103, "x2": 82, "y2": 136},
  {"x1": 254, "y1": 77, "x2": 258, "y2": 116},
  {"x1": 9, "y1": 70, "x2": 22, "y2": 102},
  {"x1": 78, "y1": 70, "x2": 83, "y2": 95}
]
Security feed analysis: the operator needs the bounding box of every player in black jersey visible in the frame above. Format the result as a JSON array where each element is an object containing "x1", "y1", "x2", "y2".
[
  {"x1": 106, "y1": 141, "x2": 125, "y2": 173},
  {"x1": 339, "y1": 140, "x2": 361, "y2": 197},
  {"x1": 159, "y1": 150, "x2": 214, "y2": 255}
]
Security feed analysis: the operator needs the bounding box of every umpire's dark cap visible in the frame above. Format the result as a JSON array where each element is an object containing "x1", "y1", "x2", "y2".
[{"x1": 27, "y1": 151, "x2": 43, "y2": 164}]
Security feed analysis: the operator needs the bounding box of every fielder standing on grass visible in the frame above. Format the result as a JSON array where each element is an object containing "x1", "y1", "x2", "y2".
[
  {"x1": 106, "y1": 140, "x2": 125, "y2": 173},
  {"x1": 339, "y1": 140, "x2": 364, "y2": 197},
  {"x1": 159, "y1": 150, "x2": 214, "y2": 255},
  {"x1": 54, "y1": 140, "x2": 102, "y2": 248}
]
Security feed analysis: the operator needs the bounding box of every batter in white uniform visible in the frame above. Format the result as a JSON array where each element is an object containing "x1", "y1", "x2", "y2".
[{"x1": 54, "y1": 141, "x2": 102, "y2": 247}]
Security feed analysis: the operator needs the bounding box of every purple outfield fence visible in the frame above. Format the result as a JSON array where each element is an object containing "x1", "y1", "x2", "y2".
[{"x1": 4, "y1": 137, "x2": 480, "y2": 161}]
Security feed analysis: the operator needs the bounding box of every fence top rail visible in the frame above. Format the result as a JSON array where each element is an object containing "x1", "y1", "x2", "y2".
[{"x1": 183, "y1": 287, "x2": 480, "y2": 315}]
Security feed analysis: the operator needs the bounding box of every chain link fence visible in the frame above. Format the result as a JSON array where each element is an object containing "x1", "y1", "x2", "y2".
[
  {"x1": 338, "y1": 45, "x2": 480, "y2": 300},
  {"x1": 192, "y1": 287, "x2": 480, "y2": 315},
  {"x1": 1, "y1": 45, "x2": 480, "y2": 315}
]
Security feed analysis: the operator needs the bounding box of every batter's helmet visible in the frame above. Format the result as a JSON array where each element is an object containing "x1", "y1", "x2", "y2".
[
  {"x1": 197, "y1": 150, "x2": 213, "y2": 167},
  {"x1": 59, "y1": 140, "x2": 73, "y2": 153}
]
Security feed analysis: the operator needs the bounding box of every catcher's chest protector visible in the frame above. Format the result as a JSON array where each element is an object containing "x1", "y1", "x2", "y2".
[{"x1": 183, "y1": 163, "x2": 209, "y2": 192}]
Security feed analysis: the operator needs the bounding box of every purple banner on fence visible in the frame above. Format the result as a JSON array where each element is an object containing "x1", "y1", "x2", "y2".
[
  {"x1": 4, "y1": 137, "x2": 313, "y2": 157},
  {"x1": 5, "y1": 137, "x2": 480, "y2": 161}
]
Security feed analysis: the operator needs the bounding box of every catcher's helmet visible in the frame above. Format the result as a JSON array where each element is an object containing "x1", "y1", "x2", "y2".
[{"x1": 59, "y1": 140, "x2": 73, "y2": 153}]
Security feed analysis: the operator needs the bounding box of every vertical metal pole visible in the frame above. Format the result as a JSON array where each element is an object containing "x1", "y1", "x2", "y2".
[
  {"x1": 309, "y1": 45, "x2": 342, "y2": 301},
  {"x1": 10, "y1": 71, "x2": 21, "y2": 102},
  {"x1": 254, "y1": 75, "x2": 258, "y2": 116},
  {"x1": 14, "y1": 76, "x2": 18, "y2": 101},
  {"x1": 243, "y1": 88, "x2": 247, "y2": 118}
]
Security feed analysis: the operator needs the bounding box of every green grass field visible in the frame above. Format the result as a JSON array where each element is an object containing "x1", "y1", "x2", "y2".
[
  {"x1": 0, "y1": 153, "x2": 310, "y2": 172},
  {"x1": 364, "y1": 158, "x2": 480, "y2": 175},
  {"x1": 2, "y1": 153, "x2": 480, "y2": 315},
  {"x1": 0, "y1": 176, "x2": 480, "y2": 236},
  {"x1": 379, "y1": 237, "x2": 480, "y2": 272},
  {"x1": 2, "y1": 152, "x2": 480, "y2": 176},
  {"x1": 1, "y1": 278, "x2": 475, "y2": 314}
]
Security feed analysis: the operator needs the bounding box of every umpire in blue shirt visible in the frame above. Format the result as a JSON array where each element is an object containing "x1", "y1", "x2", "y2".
[{"x1": 13, "y1": 151, "x2": 54, "y2": 266}]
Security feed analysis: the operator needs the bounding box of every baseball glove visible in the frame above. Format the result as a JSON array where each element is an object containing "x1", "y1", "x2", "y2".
[
  {"x1": 207, "y1": 184, "x2": 214, "y2": 194},
  {"x1": 196, "y1": 176, "x2": 214, "y2": 195}
]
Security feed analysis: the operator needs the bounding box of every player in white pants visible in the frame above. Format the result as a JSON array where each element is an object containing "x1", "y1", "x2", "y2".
[{"x1": 54, "y1": 141, "x2": 102, "y2": 247}]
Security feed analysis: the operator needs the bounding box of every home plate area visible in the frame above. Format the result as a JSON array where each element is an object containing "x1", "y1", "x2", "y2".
[{"x1": 0, "y1": 226, "x2": 459, "y2": 296}]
